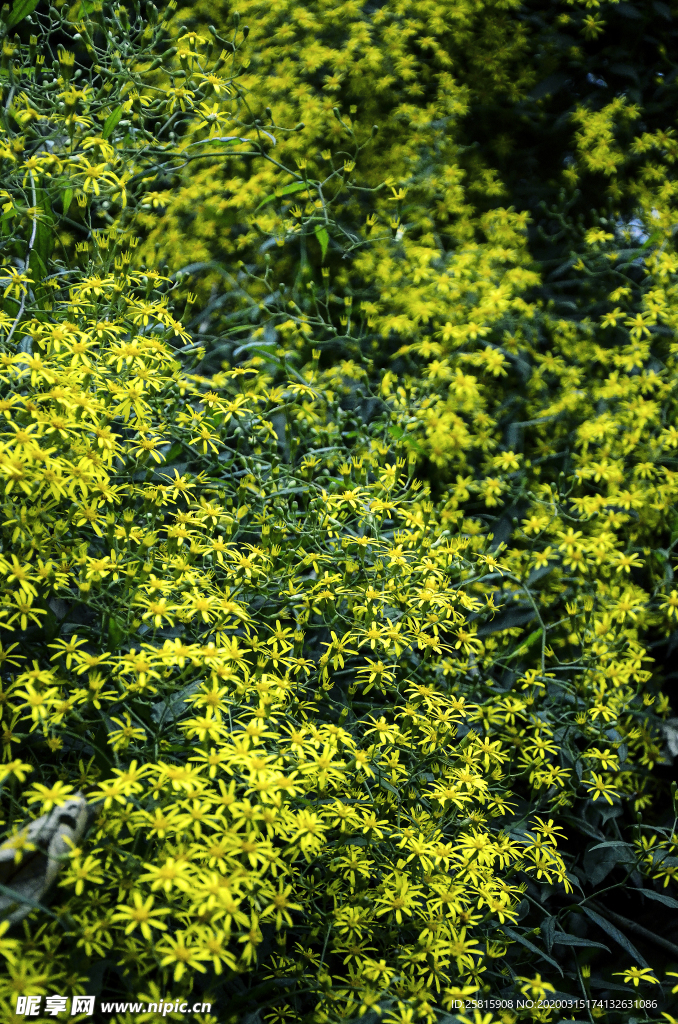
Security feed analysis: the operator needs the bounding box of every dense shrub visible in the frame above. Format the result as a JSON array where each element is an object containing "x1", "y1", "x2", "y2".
[{"x1": 1, "y1": 1, "x2": 678, "y2": 1023}]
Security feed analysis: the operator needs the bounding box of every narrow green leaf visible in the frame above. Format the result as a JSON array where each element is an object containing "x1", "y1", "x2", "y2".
[
  {"x1": 636, "y1": 888, "x2": 678, "y2": 909},
  {"x1": 26, "y1": 197, "x2": 53, "y2": 309},
  {"x1": 404, "y1": 436, "x2": 425, "y2": 455},
  {"x1": 34, "y1": 193, "x2": 53, "y2": 273},
  {"x1": 314, "y1": 224, "x2": 329, "y2": 260},
  {"x1": 387, "y1": 423, "x2": 422, "y2": 452},
  {"x1": 542, "y1": 915, "x2": 556, "y2": 954},
  {"x1": 504, "y1": 927, "x2": 563, "y2": 976},
  {"x1": 588, "y1": 840, "x2": 634, "y2": 852},
  {"x1": 29, "y1": 245, "x2": 46, "y2": 281},
  {"x1": 164, "y1": 442, "x2": 184, "y2": 462},
  {"x1": 6, "y1": 0, "x2": 40, "y2": 30},
  {"x1": 0, "y1": 881, "x2": 57, "y2": 918},
  {"x1": 255, "y1": 180, "x2": 307, "y2": 211},
  {"x1": 551, "y1": 932, "x2": 610, "y2": 951},
  {"x1": 378, "y1": 777, "x2": 399, "y2": 797},
  {"x1": 502, "y1": 627, "x2": 543, "y2": 663},
  {"x1": 562, "y1": 814, "x2": 604, "y2": 842},
  {"x1": 102, "y1": 106, "x2": 123, "y2": 140},
  {"x1": 579, "y1": 906, "x2": 648, "y2": 967},
  {"x1": 641, "y1": 231, "x2": 661, "y2": 250},
  {"x1": 107, "y1": 616, "x2": 127, "y2": 649},
  {"x1": 62, "y1": 188, "x2": 73, "y2": 216},
  {"x1": 150, "y1": 682, "x2": 200, "y2": 725}
]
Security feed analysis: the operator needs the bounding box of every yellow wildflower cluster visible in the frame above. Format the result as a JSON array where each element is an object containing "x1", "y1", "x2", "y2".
[
  {"x1": 0, "y1": 258, "x2": 583, "y2": 1018},
  {"x1": 0, "y1": 1, "x2": 677, "y2": 1022}
]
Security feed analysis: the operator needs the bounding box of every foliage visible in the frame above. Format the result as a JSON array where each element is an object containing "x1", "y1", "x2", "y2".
[{"x1": 0, "y1": 1, "x2": 678, "y2": 1023}]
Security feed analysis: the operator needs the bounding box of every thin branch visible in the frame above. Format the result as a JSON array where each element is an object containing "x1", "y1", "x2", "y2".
[{"x1": 6, "y1": 172, "x2": 39, "y2": 352}]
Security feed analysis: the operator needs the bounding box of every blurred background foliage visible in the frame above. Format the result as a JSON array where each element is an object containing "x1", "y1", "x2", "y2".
[{"x1": 1, "y1": 0, "x2": 678, "y2": 1021}]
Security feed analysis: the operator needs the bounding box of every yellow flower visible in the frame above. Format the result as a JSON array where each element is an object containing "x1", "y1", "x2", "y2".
[
  {"x1": 111, "y1": 892, "x2": 170, "y2": 939},
  {"x1": 518, "y1": 973, "x2": 556, "y2": 999},
  {"x1": 0, "y1": 759, "x2": 33, "y2": 783},
  {"x1": 612, "y1": 967, "x2": 660, "y2": 987},
  {"x1": 25, "y1": 780, "x2": 75, "y2": 812},
  {"x1": 584, "y1": 772, "x2": 619, "y2": 804},
  {"x1": 0, "y1": 920, "x2": 20, "y2": 963},
  {"x1": 260, "y1": 884, "x2": 302, "y2": 929},
  {"x1": 107, "y1": 713, "x2": 146, "y2": 752},
  {"x1": 138, "y1": 857, "x2": 195, "y2": 894},
  {"x1": 62, "y1": 853, "x2": 104, "y2": 895},
  {"x1": 660, "y1": 590, "x2": 678, "y2": 619}
]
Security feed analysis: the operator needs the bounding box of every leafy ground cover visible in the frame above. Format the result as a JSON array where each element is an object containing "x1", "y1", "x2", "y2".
[{"x1": 1, "y1": 1, "x2": 678, "y2": 1022}]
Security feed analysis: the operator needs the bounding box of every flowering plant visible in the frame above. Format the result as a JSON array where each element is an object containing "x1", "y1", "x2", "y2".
[{"x1": 0, "y1": 1, "x2": 677, "y2": 1022}]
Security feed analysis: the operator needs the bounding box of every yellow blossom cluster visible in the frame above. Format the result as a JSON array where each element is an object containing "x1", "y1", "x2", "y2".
[{"x1": 0, "y1": 1, "x2": 677, "y2": 1023}]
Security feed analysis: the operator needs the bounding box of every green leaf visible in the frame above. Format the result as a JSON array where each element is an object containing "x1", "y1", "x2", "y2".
[
  {"x1": 404, "y1": 436, "x2": 425, "y2": 455},
  {"x1": 588, "y1": 841, "x2": 634, "y2": 852},
  {"x1": 480, "y1": 607, "x2": 536, "y2": 635},
  {"x1": 562, "y1": 814, "x2": 604, "y2": 842},
  {"x1": 62, "y1": 188, "x2": 73, "y2": 216},
  {"x1": 616, "y1": 2, "x2": 643, "y2": 18},
  {"x1": 6, "y1": 0, "x2": 40, "y2": 29},
  {"x1": 255, "y1": 180, "x2": 307, "y2": 211},
  {"x1": 579, "y1": 906, "x2": 648, "y2": 967},
  {"x1": 151, "y1": 682, "x2": 201, "y2": 726},
  {"x1": 28, "y1": 248, "x2": 45, "y2": 280},
  {"x1": 164, "y1": 442, "x2": 184, "y2": 462},
  {"x1": 34, "y1": 221, "x2": 52, "y2": 270},
  {"x1": 102, "y1": 106, "x2": 123, "y2": 140},
  {"x1": 584, "y1": 841, "x2": 635, "y2": 887},
  {"x1": 502, "y1": 627, "x2": 543, "y2": 664},
  {"x1": 314, "y1": 224, "x2": 329, "y2": 260},
  {"x1": 108, "y1": 616, "x2": 127, "y2": 649},
  {"x1": 504, "y1": 927, "x2": 563, "y2": 976},
  {"x1": 529, "y1": 74, "x2": 570, "y2": 101},
  {"x1": 387, "y1": 423, "x2": 424, "y2": 455},
  {"x1": 551, "y1": 932, "x2": 610, "y2": 951},
  {"x1": 636, "y1": 888, "x2": 678, "y2": 909},
  {"x1": 0, "y1": 881, "x2": 57, "y2": 919},
  {"x1": 27, "y1": 193, "x2": 54, "y2": 311},
  {"x1": 542, "y1": 915, "x2": 556, "y2": 954},
  {"x1": 378, "y1": 777, "x2": 399, "y2": 797},
  {"x1": 34, "y1": 190, "x2": 53, "y2": 269},
  {"x1": 88, "y1": 722, "x2": 115, "y2": 771}
]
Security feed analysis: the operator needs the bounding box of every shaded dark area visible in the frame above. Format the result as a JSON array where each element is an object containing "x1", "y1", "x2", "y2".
[{"x1": 457, "y1": 0, "x2": 678, "y2": 262}]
